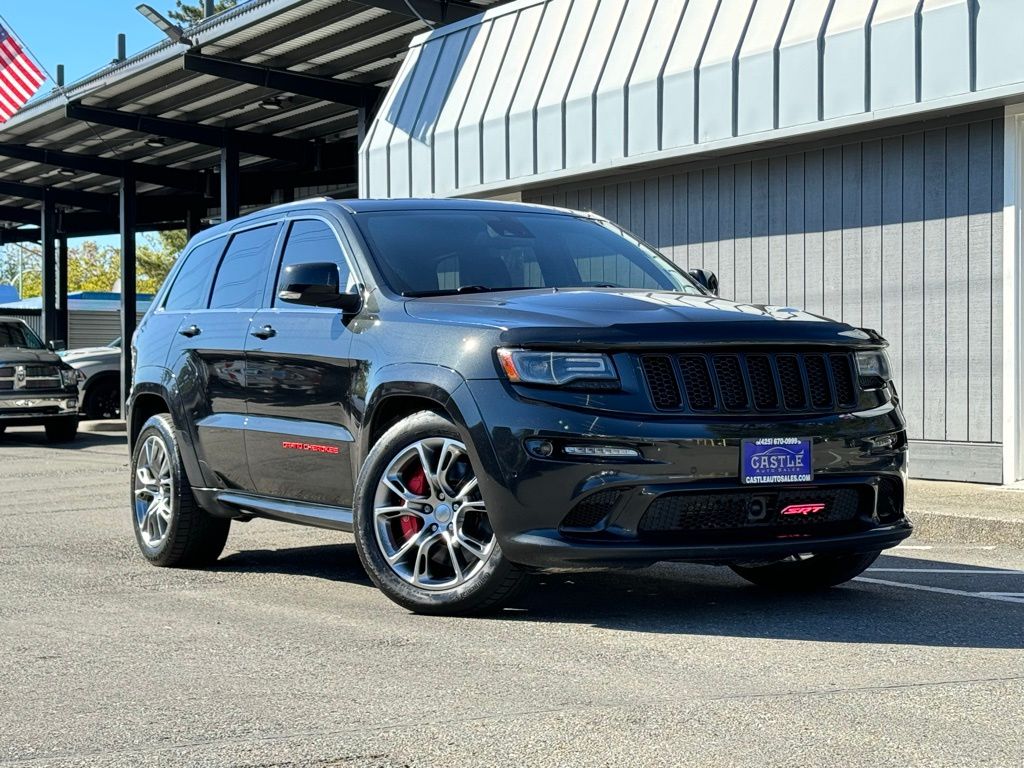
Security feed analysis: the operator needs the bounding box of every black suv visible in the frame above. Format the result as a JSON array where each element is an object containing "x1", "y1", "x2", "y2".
[
  {"x1": 0, "y1": 317, "x2": 81, "y2": 442},
  {"x1": 128, "y1": 199, "x2": 910, "y2": 614}
]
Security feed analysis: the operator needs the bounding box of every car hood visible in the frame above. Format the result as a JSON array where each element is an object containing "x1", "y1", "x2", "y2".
[
  {"x1": 61, "y1": 346, "x2": 118, "y2": 364},
  {"x1": 0, "y1": 348, "x2": 64, "y2": 366},
  {"x1": 403, "y1": 289, "x2": 877, "y2": 347}
]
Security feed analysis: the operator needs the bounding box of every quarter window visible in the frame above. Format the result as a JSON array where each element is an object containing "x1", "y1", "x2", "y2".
[
  {"x1": 274, "y1": 220, "x2": 352, "y2": 307},
  {"x1": 163, "y1": 237, "x2": 226, "y2": 311},
  {"x1": 210, "y1": 225, "x2": 279, "y2": 309}
]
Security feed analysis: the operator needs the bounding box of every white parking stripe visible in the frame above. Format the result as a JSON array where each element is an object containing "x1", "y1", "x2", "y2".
[
  {"x1": 869, "y1": 568, "x2": 1024, "y2": 575},
  {"x1": 855, "y1": 576, "x2": 1024, "y2": 604}
]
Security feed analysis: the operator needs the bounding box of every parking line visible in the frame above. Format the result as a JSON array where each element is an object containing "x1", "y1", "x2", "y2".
[
  {"x1": 869, "y1": 568, "x2": 1024, "y2": 575},
  {"x1": 855, "y1": 576, "x2": 1024, "y2": 604}
]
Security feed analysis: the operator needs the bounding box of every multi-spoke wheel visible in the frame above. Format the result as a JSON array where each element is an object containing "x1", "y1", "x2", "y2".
[
  {"x1": 130, "y1": 413, "x2": 230, "y2": 567},
  {"x1": 730, "y1": 550, "x2": 881, "y2": 590},
  {"x1": 134, "y1": 434, "x2": 174, "y2": 548},
  {"x1": 353, "y1": 411, "x2": 526, "y2": 614}
]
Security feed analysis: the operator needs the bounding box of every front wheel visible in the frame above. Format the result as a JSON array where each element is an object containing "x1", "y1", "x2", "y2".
[
  {"x1": 730, "y1": 550, "x2": 881, "y2": 590},
  {"x1": 84, "y1": 376, "x2": 121, "y2": 419},
  {"x1": 352, "y1": 411, "x2": 526, "y2": 615}
]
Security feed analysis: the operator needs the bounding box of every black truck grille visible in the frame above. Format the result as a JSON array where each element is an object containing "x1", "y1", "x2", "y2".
[{"x1": 640, "y1": 351, "x2": 859, "y2": 414}]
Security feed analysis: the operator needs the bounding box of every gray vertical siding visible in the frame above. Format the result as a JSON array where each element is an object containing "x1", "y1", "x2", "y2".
[{"x1": 525, "y1": 113, "x2": 1005, "y2": 482}]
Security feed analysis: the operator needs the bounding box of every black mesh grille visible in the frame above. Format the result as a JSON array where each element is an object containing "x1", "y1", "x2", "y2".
[
  {"x1": 830, "y1": 354, "x2": 857, "y2": 406},
  {"x1": 25, "y1": 365, "x2": 58, "y2": 377},
  {"x1": 639, "y1": 488, "x2": 863, "y2": 535},
  {"x1": 0, "y1": 367, "x2": 13, "y2": 377},
  {"x1": 560, "y1": 489, "x2": 624, "y2": 529},
  {"x1": 713, "y1": 356, "x2": 748, "y2": 410},
  {"x1": 804, "y1": 355, "x2": 832, "y2": 408},
  {"x1": 640, "y1": 350, "x2": 862, "y2": 415},
  {"x1": 776, "y1": 355, "x2": 806, "y2": 409},
  {"x1": 641, "y1": 356, "x2": 681, "y2": 410},
  {"x1": 679, "y1": 355, "x2": 716, "y2": 410}
]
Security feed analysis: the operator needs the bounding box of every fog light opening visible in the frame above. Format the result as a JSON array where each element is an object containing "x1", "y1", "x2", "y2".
[{"x1": 525, "y1": 439, "x2": 555, "y2": 458}]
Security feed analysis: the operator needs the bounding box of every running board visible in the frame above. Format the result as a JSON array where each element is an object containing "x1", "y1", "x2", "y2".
[{"x1": 216, "y1": 492, "x2": 353, "y2": 532}]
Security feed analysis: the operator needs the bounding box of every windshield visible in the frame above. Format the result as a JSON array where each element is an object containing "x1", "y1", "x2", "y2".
[
  {"x1": 0, "y1": 320, "x2": 45, "y2": 350},
  {"x1": 354, "y1": 210, "x2": 705, "y2": 297}
]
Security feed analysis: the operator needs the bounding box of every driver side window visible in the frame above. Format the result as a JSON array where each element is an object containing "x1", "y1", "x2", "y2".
[{"x1": 273, "y1": 220, "x2": 353, "y2": 307}]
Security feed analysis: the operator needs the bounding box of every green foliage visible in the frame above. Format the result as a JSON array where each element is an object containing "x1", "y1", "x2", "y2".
[
  {"x1": 167, "y1": 0, "x2": 239, "y2": 25},
  {"x1": 136, "y1": 230, "x2": 187, "y2": 293}
]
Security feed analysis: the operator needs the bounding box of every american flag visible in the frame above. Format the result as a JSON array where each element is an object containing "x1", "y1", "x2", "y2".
[{"x1": 0, "y1": 24, "x2": 45, "y2": 123}]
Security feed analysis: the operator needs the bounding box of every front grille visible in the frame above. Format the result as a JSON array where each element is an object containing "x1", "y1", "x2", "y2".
[
  {"x1": 560, "y1": 489, "x2": 624, "y2": 529},
  {"x1": 0, "y1": 364, "x2": 61, "y2": 391},
  {"x1": 639, "y1": 487, "x2": 864, "y2": 535},
  {"x1": 640, "y1": 351, "x2": 859, "y2": 414}
]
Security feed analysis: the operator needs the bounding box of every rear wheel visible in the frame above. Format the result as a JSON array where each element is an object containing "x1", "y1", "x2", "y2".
[
  {"x1": 729, "y1": 550, "x2": 881, "y2": 590},
  {"x1": 44, "y1": 418, "x2": 79, "y2": 443},
  {"x1": 131, "y1": 413, "x2": 229, "y2": 567},
  {"x1": 353, "y1": 410, "x2": 526, "y2": 614},
  {"x1": 84, "y1": 376, "x2": 121, "y2": 419}
]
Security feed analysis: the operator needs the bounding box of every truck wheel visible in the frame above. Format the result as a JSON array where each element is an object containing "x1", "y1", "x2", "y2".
[
  {"x1": 131, "y1": 413, "x2": 230, "y2": 567},
  {"x1": 352, "y1": 410, "x2": 527, "y2": 615},
  {"x1": 44, "y1": 418, "x2": 79, "y2": 443},
  {"x1": 730, "y1": 550, "x2": 881, "y2": 590},
  {"x1": 84, "y1": 376, "x2": 121, "y2": 419}
]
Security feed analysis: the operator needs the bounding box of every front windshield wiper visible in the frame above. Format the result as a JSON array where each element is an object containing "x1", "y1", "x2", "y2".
[{"x1": 402, "y1": 285, "x2": 541, "y2": 298}]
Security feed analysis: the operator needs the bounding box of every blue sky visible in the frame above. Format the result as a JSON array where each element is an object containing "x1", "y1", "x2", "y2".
[{"x1": 0, "y1": 1, "x2": 168, "y2": 85}]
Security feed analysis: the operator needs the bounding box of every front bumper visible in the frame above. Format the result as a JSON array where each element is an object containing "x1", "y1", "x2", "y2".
[
  {"x1": 0, "y1": 393, "x2": 79, "y2": 423},
  {"x1": 458, "y1": 380, "x2": 911, "y2": 569}
]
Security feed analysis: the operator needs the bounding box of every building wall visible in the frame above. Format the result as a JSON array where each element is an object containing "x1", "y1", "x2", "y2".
[{"x1": 524, "y1": 112, "x2": 1005, "y2": 483}]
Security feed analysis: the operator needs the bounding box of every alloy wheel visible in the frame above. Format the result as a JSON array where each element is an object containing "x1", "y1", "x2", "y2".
[
  {"x1": 373, "y1": 437, "x2": 495, "y2": 590},
  {"x1": 134, "y1": 434, "x2": 174, "y2": 548}
]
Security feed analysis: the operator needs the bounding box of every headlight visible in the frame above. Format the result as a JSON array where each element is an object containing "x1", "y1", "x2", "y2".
[
  {"x1": 855, "y1": 350, "x2": 891, "y2": 386},
  {"x1": 496, "y1": 349, "x2": 618, "y2": 387},
  {"x1": 59, "y1": 368, "x2": 84, "y2": 387}
]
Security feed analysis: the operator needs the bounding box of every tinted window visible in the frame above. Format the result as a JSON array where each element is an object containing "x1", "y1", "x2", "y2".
[
  {"x1": 354, "y1": 210, "x2": 702, "y2": 296},
  {"x1": 210, "y1": 225, "x2": 279, "y2": 309},
  {"x1": 0, "y1": 321, "x2": 43, "y2": 349},
  {"x1": 274, "y1": 220, "x2": 352, "y2": 307},
  {"x1": 163, "y1": 237, "x2": 225, "y2": 311}
]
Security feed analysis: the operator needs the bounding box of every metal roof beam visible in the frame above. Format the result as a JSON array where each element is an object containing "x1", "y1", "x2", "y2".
[
  {"x1": 0, "y1": 181, "x2": 115, "y2": 214},
  {"x1": 351, "y1": 0, "x2": 484, "y2": 24},
  {"x1": 0, "y1": 144, "x2": 203, "y2": 191},
  {"x1": 65, "y1": 102, "x2": 316, "y2": 165},
  {"x1": 0, "y1": 206, "x2": 42, "y2": 226},
  {"x1": 183, "y1": 53, "x2": 386, "y2": 109}
]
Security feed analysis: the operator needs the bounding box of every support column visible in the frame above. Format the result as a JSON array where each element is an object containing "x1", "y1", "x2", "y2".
[
  {"x1": 56, "y1": 234, "x2": 69, "y2": 347},
  {"x1": 120, "y1": 172, "x2": 137, "y2": 417},
  {"x1": 220, "y1": 144, "x2": 240, "y2": 222},
  {"x1": 185, "y1": 205, "x2": 205, "y2": 240},
  {"x1": 40, "y1": 191, "x2": 58, "y2": 345}
]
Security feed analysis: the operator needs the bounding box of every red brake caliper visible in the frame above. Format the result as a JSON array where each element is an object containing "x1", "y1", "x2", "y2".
[{"x1": 398, "y1": 466, "x2": 426, "y2": 540}]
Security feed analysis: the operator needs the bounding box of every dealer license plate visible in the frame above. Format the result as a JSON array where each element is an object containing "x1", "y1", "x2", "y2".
[{"x1": 741, "y1": 437, "x2": 813, "y2": 485}]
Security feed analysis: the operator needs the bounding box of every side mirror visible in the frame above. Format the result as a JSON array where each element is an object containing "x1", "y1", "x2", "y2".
[
  {"x1": 688, "y1": 268, "x2": 720, "y2": 296},
  {"x1": 277, "y1": 262, "x2": 362, "y2": 314},
  {"x1": 48, "y1": 339, "x2": 67, "y2": 352}
]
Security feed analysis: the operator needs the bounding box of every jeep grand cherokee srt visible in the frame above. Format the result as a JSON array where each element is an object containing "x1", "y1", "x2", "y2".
[
  {"x1": 0, "y1": 317, "x2": 81, "y2": 442},
  {"x1": 127, "y1": 199, "x2": 910, "y2": 614}
]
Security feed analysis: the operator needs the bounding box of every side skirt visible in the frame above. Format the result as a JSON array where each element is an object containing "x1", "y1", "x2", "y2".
[{"x1": 214, "y1": 490, "x2": 354, "y2": 532}]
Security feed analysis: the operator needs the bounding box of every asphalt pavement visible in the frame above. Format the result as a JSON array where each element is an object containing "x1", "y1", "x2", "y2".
[{"x1": 1, "y1": 425, "x2": 1022, "y2": 767}]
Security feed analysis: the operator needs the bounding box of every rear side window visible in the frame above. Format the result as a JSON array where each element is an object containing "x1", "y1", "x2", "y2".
[
  {"x1": 163, "y1": 237, "x2": 225, "y2": 311},
  {"x1": 210, "y1": 225, "x2": 279, "y2": 309},
  {"x1": 274, "y1": 220, "x2": 352, "y2": 307}
]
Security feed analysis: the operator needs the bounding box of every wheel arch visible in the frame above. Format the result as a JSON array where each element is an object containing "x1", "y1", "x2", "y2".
[{"x1": 129, "y1": 369, "x2": 206, "y2": 490}]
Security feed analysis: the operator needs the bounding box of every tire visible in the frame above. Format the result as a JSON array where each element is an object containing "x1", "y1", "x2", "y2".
[
  {"x1": 352, "y1": 410, "x2": 527, "y2": 615},
  {"x1": 83, "y1": 376, "x2": 121, "y2": 419},
  {"x1": 131, "y1": 413, "x2": 230, "y2": 567},
  {"x1": 44, "y1": 418, "x2": 79, "y2": 443},
  {"x1": 729, "y1": 550, "x2": 881, "y2": 590}
]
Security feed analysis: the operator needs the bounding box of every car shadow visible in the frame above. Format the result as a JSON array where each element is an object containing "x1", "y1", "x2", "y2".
[
  {"x1": 208, "y1": 544, "x2": 1023, "y2": 649},
  {"x1": 0, "y1": 428, "x2": 126, "y2": 449},
  {"x1": 214, "y1": 543, "x2": 373, "y2": 585}
]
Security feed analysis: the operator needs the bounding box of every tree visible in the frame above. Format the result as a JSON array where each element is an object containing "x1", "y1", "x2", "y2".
[
  {"x1": 167, "y1": 0, "x2": 238, "y2": 25},
  {"x1": 136, "y1": 230, "x2": 187, "y2": 293}
]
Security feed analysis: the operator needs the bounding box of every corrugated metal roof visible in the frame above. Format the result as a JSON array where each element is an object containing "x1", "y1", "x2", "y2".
[
  {"x1": 0, "y1": 0, "x2": 504, "y2": 226},
  {"x1": 362, "y1": 0, "x2": 1024, "y2": 198}
]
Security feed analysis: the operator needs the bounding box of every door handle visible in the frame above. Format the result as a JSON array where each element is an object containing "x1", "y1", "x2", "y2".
[
  {"x1": 179, "y1": 324, "x2": 201, "y2": 338},
  {"x1": 251, "y1": 324, "x2": 277, "y2": 340}
]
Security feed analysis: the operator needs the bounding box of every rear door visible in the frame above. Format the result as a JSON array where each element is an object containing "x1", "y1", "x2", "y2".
[
  {"x1": 244, "y1": 216, "x2": 360, "y2": 506},
  {"x1": 168, "y1": 222, "x2": 281, "y2": 492}
]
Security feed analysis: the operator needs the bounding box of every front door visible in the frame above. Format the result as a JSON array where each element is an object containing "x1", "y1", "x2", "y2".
[{"x1": 244, "y1": 218, "x2": 359, "y2": 506}]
